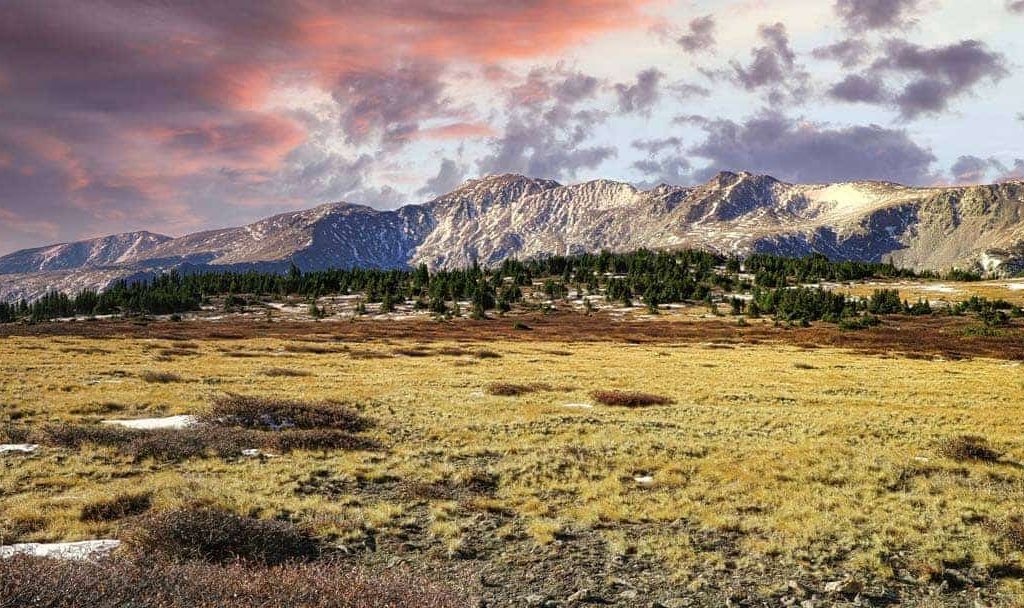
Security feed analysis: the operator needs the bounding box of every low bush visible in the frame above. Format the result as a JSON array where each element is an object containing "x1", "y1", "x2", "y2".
[
  {"x1": 123, "y1": 509, "x2": 319, "y2": 565},
  {"x1": 590, "y1": 390, "x2": 674, "y2": 407},
  {"x1": 267, "y1": 429, "x2": 380, "y2": 453},
  {"x1": 475, "y1": 350, "x2": 501, "y2": 359},
  {"x1": 80, "y1": 492, "x2": 153, "y2": 522},
  {"x1": 202, "y1": 395, "x2": 371, "y2": 432},
  {"x1": 35, "y1": 423, "x2": 139, "y2": 448},
  {"x1": 0, "y1": 557, "x2": 466, "y2": 608},
  {"x1": 485, "y1": 382, "x2": 553, "y2": 396},
  {"x1": 139, "y1": 371, "x2": 182, "y2": 384},
  {"x1": 939, "y1": 435, "x2": 1002, "y2": 462},
  {"x1": 261, "y1": 367, "x2": 312, "y2": 377}
]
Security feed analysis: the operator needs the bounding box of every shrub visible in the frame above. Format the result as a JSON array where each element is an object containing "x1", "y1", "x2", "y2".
[
  {"x1": 140, "y1": 371, "x2": 182, "y2": 384},
  {"x1": 475, "y1": 350, "x2": 501, "y2": 359},
  {"x1": 0, "y1": 557, "x2": 466, "y2": 608},
  {"x1": 590, "y1": 390, "x2": 674, "y2": 407},
  {"x1": 512, "y1": 321, "x2": 531, "y2": 330},
  {"x1": 80, "y1": 492, "x2": 153, "y2": 522},
  {"x1": 202, "y1": 395, "x2": 371, "y2": 432},
  {"x1": 35, "y1": 423, "x2": 139, "y2": 448},
  {"x1": 939, "y1": 435, "x2": 1002, "y2": 462},
  {"x1": 268, "y1": 429, "x2": 380, "y2": 453},
  {"x1": 262, "y1": 367, "x2": 312, "y2": 377},
  {"x1": 123, "y1": 510, "x2": 320, "y2": 565},
  {"x1": 485, "y1": 382, "x2": 552, "y2": 396}
]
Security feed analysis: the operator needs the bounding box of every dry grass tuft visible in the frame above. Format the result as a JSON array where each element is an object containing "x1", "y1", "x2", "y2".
[
  {"x1": 80, "y1": 492, "x2": 153, "y2": 522},
  {"x1": 139, "y1": 371, "x2": 182, "y2": 384},
  {"x1": 938, "y1": 435, "x2": 1002, "y2": 462},
  {"x1": 590, "y1": 390, "x2": 674, "y2": 407}
]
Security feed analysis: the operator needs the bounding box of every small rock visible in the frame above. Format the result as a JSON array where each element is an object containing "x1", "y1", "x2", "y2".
[
  {"x1": 634, "y1": 475, "x2": 655, "y2": 485},
  {"x1": 824, "y1": 577, "x2": 863, "y2": 596},
  {"x1": 567, "y1": 588, "x2": 591, "y2": 603},
  {"x1": 524, "y1": 594, "x2": 548, "y2": 607}
]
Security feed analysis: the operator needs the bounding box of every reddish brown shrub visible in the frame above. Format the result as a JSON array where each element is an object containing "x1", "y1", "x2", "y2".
[
  {"x1": 485, "y1": 382, "x2": 553, "y2": 396},
  {"x1": 123, "y1": 510, "x2": 319, "y2": 565},
  {"x1": 939, "y1": 435, "x2": 1002, "y2": 462},
  {"x1": 0, "y1": 556, "x2": 468, "y2": 607},
  {"x1": 201, "y1": 395, "x2": 371, "y2": 432},
  {"x1": 590, "y1": 390, "x2": 674, "y2": 407}
]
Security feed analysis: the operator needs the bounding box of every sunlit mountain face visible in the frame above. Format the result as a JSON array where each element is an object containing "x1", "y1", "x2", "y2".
[{"x1": 0, "y1": 1, "x2": 1022, "y2": 256}]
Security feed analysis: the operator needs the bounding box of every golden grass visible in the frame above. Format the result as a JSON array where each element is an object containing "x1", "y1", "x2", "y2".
[
  {"x1": 1, "y1": 329, "x2": 1022, "y2": 600},
  {"x1": 835, "y1": 278, "x2": 1024, "y2": 306}
]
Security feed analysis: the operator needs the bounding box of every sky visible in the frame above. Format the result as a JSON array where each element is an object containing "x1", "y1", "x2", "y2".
[{"x1": 1, "y1": 0, "x2": 1023, "y2": 255}]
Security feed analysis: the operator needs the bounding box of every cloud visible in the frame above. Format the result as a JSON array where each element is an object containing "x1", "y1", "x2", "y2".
[
  {"x1": 687, "y1": 111, "x2": 937, "y2": 185},
  {"x1": 873, "y1": 39, "x2": 1008, "y2": 119},
  {"x1": 949, "y1": 156, "x2": 1001, "y2": 184},
  {"x1": 731, "y1": 23, "x2": 808, "y2": 103},
  {"x1": 479, "y1": 69, "x2": 615, "y2": 180},
  {"x1": 828, "y1": 75, "x2": 887, "y2": 103},
  {"x1": 333, "y1": 62, "x2": 455, "y2": 147},
  {"x1": 615, "y1": 68, "x2": 665, "y2": 115},
  {"x1": 677, "y1": 15, "x2": 716, "y2": 53},
  {"x1": 417, "y1": 158, "x2": 467, "y2": 198},
  {"x1": 834, "y1": 0, "x2": 921, "y2": 30},
  {"x1": 0, "y1": 1, "x2": 652, "y2": 253},
  {"x1": 1008, "y1": 1, "x2": 1024, "y2": 13},
  {"x1": 631, "y1": 137, "x2": 690, "y2": 186},
  {"x1": 812, "y1": 39, "x2": 871, "y2": 68},
  {"x1": 669, "y1": 82, "x2": 712, "y2": 99}
]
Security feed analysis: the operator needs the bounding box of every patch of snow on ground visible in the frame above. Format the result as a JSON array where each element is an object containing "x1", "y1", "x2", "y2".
[
  {"x1": 0, "y1": 444, "x2": 38, "y2": 454},
  {"x1": 563, "y1": 403, "x2": 594, "y2": 409},
  {"x1": 102, "y1": 415, "x2": 196, "y2": 429},
  {"x1": 920, "y1": 284, "x2": 959, "y2": 293},
  {"x1": 1005, "y1": 282, "x2": 1024, "y2": 291},
  {"x1": 0, "y1": 540, "x2": 121, "y2": 560}
]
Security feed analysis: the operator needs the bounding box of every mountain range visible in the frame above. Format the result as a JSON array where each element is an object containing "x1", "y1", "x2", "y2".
[{"x1": 2, "y1": 171, "x2": 1024, "y2": 301}]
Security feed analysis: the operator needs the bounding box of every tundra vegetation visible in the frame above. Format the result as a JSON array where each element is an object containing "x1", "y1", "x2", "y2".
[{"x1": 1, "y1": 250, "x2": 1023, "y2": 607}]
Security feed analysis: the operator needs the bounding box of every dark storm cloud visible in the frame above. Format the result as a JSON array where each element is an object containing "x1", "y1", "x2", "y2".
[
  {"x1": 873, "y1": 39, "x2": 1009, "y2": 119},
  {"x1": 677, "y1": 15, "x2": 716, "y2": 53},
  {"x1": 828, "y1": 75, "x2": 887, "y2": 103},
  {"x1": 686, "y1": 111, "x2": 937, "y2": 185},
  {"x1": 731, "y1": 23, "x2": 808, "y2": 103},
  {"x1": 834, "y1": 0, "x2": 921, "y2": 30},
  {"x1": 416, "y1": 158, "x2": 467, "y2": 198},
  {"x1": 615, "y1": 69, "x2": 665, "y2": 115},
  {"x1": 812, "y1": 39, "x2": 871, "y2": 68}
]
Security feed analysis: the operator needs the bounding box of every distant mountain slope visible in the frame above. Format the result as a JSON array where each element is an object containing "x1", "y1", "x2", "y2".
[{"x1": 3, "y1": 172, "x2": 1024, "y2": 301}]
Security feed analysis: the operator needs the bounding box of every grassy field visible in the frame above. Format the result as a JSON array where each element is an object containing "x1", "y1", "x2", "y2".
[
  {"x1": 831, "y1": 278, "x2": 1024, "y2": 307},
  {"x1": 2, "y1": 316, "x2": 1023, "y2": 606}
]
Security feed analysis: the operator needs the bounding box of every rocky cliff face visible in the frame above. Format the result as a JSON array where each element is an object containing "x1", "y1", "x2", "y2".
[{"x1": 3, "y1": 172, "x2": 1024, "y2": 300}]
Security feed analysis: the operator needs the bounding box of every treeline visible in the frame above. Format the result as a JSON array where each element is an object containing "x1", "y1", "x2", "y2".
[{"x1": 0, "y1": 249, "x2": 942, "y2": 323}]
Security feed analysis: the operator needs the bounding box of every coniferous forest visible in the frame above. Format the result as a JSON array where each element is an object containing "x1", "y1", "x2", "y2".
[{"x1": 0, "y1": 249, "x2": 999, "y2": 325}]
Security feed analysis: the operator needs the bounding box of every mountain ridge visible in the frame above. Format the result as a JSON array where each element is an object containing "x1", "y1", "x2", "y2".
[{"x1": 3, "y1": 172, "x2": 1024, "y2": 301}]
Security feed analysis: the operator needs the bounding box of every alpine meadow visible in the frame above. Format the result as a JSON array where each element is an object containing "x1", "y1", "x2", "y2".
[{"x1": 2, "y1": 1, "x2": 1024, "y2": 607}]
